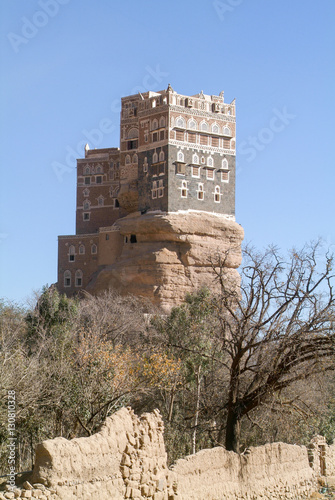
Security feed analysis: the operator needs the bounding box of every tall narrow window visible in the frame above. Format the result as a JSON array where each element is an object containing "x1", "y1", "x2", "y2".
[
  {"x1": 75, "y1": 270, "x2": 83, "y2": 287},
  {"x1": 223, "y1": 125, "x2": 231, "y2": 136},
  {"x1": 177, "y1": 151, "x2": 184, "y2": 162},
  {"x1": 91, "y1": 244, "x2": 97, "y2": 254},
  {"x1": 214, "y1": 185, "x2": 221, "y2": 203},
  {"x1": 69, "y1": 245, "x2": 75, "y2": 262},
  {"x1": 181, "y1": 180, "x2": 188, "y2": 198},
  {"x1": 79, "y1": 244, "x2": 85, "y2": 255},
  {"x1": 159, "y1": 151, "x2": 165, "y2": 162},
  {"x1": 200, "y1": 121, "x2": 209, "y2": 132},
  {"x1": 64, "y1": 270, "x2": 71, "y2": 287},
  {"x1": 176, "y1": 116, "x2": 186, "y2": 128},
  {"x1": 206, "y1": 168, "x2": 215, "y2": 181},
  {"x1": 192, "y1": 153, "x2": 199, "y2": 164},
  {"x1": 197, "y1": 184, "x2": 204, "y2": 200}
]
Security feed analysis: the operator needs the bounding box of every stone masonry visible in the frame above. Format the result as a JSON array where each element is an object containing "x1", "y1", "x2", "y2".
[
  {"x1": 57, "y1": 86, "x2": 241, "y2": 310},
  {"x1": 5, "y1": 408, "x2": 335, "y2": 500}
]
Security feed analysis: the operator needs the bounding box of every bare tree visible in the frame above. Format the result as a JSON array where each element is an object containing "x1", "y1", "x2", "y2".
[{"x1": 211, "y1": 241, "x2": 335, "y2": 452}]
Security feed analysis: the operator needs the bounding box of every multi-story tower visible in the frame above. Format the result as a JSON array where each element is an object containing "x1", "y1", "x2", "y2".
[{"x1": 57, "y1": 85, "x2": 238, "y2": 303}]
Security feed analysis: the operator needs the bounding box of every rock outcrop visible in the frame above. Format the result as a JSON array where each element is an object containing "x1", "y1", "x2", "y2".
[{"x1": 87, "y1": 211, "x2": 244, "y2": 311}]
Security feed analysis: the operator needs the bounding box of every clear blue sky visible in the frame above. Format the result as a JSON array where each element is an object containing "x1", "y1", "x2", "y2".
[{"x1": 1, "y1": 0, "x2": 334, "y2": 305}]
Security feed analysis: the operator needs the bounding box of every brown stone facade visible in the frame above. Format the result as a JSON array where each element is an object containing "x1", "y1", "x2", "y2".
[{"x1": 57, "y1": 86, "x2": 240, "y2": 308}]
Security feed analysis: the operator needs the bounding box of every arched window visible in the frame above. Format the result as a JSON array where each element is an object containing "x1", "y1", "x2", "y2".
[
  {"x1": 222, "y1": 158, "x2": 228, "y2": 169},
  {"x1": 176, "y1": 116, "x2": 186, "y2": 128},
  {"x1": 91, "y1": 244, "x2": 97, "y2": 254},
  {"x1": 153, "y1": 152, "x2": 158, "y2": 163},
  {"x1": 200, "y1": 121, "x2": 209, "y2": 132},
  {"x1": 192, "y1": 153, "x2": 199, "y2": 164},
  {"x1": 125, "y1": 155, "x2": 131, "y2": 165},
  {"x1": 79, "y1": 244, "x2": 85, "y2": 255},
  {"x1": 181, "y1": 180, "x2": 188, "y2": 198},
  {"x1": 96, "y1": 165, "x2": 102, "y2": 174},
  {"x1": 83, "y1": 200, "x2": 90, "y2": 211},
  {"x1": 75, "y1": 270, "x2": 83, "y2": 287},
  {"x1": 212, "y1": 123, "x2": 219, "y2": 134},
  {"x1": 207, "y1": 156, "x2": 213, "y2": 167},
  {"x1": 223, "y1": 125, "x2": 231, "y2": 136},
  {"x1": 188, "y1": 118, "x2": 197, "y2": 130},
  {"x1": 84, "y1": 166, "x2": 90, "y2": 175},
  {"x1": 83, "y1": 188, "x2": 89, "y2": 197},
  {"x1": 159, "y1": 116, "x2": 165, "y2": 128},
  {"x1": 127, "y1": 128, "x2": 139, "y2": 139},
  {"x1": 177, "y1": 151, "x2": 184, "y2": 162},
  {"x1": 159, "y1": 151, "x2": 165, "y2": 162},
  {"x1": 214, "y1": 186, "x2": 221, "y2": 203},
  {"x1": 152, "y1": 119, "x2": 158, "y2": 130},
  {"x1": 64, "y1": 270, "x2": 71, "y2": 287},
  {"x1": 197, "y1": 183, "x2": 204, "y2": 200},
  {"x1": 69, "y1": 245, "x2": 75, "y2": 262},
  {"x1": 132, "y1": 154, "x2": 138, "y2": 164},
  {"x1": 98, "y1": 196, "x2": 104, "y2": 207}
]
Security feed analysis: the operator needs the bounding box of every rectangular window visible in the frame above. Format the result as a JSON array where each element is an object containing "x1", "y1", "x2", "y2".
[
  {"x1": 83, "y1": 212, "x2": 90, "y2": 220},
  {"x1": 159, "y1": 162, "x2": 165, "y2": 175},
  {"x1": 176, "y1": 163, "x2": 186, "y2": 175},
  {"x1": 160, "y1": 130, "x2": 165, "y2": 141},
  {"x1": 188, "y1": 132, "x2": 196, "y2": 143},
  {"x1": 65, "y1": 278, "x2": 71, "y2": 287},
  {"x1": 223, "y1": 138, "x2": 230, "y2": 148},
  {"x1": 76, "y1": 278, "x2": 82, "y2": 287},
  {"x1": 176, "y1": 130, "x2": 184, "y2": 141},
  {"x1": 221, "y1": 170, "x2": 229, "y2": 182},
  {"x1": 69, "y1": 254, "x2": 75, "y2": 262},
  {"x1": 200, "y1": 135, "x2": 208, "y2": 145},
  {"x1": 206, "y1": 169, "x2": 214, "y2": 180},
  {"x1": 84, "y1": 177, "x2": 91, "y2": 185},
  {"x1": 192, "y1": 166, "x2": 200, "y2": 178},
  {"x1": 127, "y1": 139, "x2": 138, "y2": 150},
  {"x1": 96, "y1": 176, "x2": 102, "y2": 184},
  {"x1": 152, "y1": 164, "x2": 159, "y2": 176},
  {"x1": 152, "y1": 132, "x2": 159, "y2": 142},
  {"x1": 212, "y1": 137, "x2": 219, "y2": 147}
]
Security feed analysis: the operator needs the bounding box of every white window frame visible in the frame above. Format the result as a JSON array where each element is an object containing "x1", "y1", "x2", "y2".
[
  {"x1": 192, "y1": 166, "x2": 200, "y2": 178},
  {"x1": 214, "y1": 185, "x2": 221, "y2": 203},
  {"x1": 180, "y1": 180, "x2": 188, "y2": 198},
  {"x1": 206, "y1": 168, "x2": 215, "y2": 181},
  {"x1": 197, "y1": 183, "x2": 204, "y2": 201}
]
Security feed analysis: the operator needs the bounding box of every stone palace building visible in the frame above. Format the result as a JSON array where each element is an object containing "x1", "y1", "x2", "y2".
[{"x1": 57, "y1": 85, "x2": 243, "y2": 309}]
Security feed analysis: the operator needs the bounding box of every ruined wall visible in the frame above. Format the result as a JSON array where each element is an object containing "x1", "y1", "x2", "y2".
[
  {"x1": 19, "y1": 407, "x2": 327, "y2": 500},
  {"x1": 172, "y1": 443, "x2": 315, "y2": 500}
]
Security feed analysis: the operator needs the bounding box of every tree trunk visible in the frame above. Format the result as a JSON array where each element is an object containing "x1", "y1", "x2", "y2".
[
  {"x1": 192, "y1": 366, "x2": 202, "y2": 454},
  {"x1": 225, "y1": 407, "x2": 241, "y2": 453}
]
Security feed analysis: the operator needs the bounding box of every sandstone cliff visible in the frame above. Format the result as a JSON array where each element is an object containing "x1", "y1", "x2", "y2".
[{"x1": 87, "y1": 211, "x2": 244, "y2": 310}]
